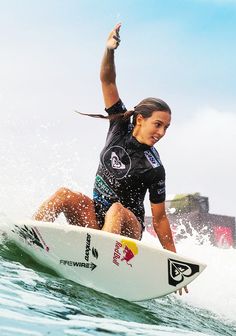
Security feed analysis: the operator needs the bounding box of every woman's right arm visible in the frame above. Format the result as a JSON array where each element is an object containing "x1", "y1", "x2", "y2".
[{"x1": 100, "y1": 23, "x2": 121, "y2": 109}]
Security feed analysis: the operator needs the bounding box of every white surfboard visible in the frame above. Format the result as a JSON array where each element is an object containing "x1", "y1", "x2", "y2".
[{"x1": 5, "y1": 220, "x2": 206, "y2": 301}]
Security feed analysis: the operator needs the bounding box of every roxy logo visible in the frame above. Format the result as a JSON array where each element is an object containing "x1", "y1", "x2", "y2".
[
  {"x1": 102, "y1": 146, "x2": 131, "y2": 179},
  {"x1": 111, "y1": 152, "x2": 125, "y2": 169},
  {"x1": 157, "y1": 187, "x2": 165, "y2": 195},
  {"x1": 103, "y1": 167, "x2": 121, "y2": 188},
  {"x1": 144, "y1": 150, "x2": 160, "y2": 168},
  {"x1": 168, "y1": 258, "x2": 199, "y2": 286}
]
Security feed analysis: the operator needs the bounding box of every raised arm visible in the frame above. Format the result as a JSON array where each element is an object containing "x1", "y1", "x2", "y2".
[{"x1": 100, "y1": 23, "x2": 121, "y2": 109}]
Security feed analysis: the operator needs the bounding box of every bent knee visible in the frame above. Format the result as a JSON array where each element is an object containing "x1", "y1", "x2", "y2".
[
  {"x1": 108, "y1": 202, "x2": 125, "y2": 214},
  {"x1": 56, "y1": 187, "x2": 72, "y2": 197},
  {"x1": 55, "y1": 187, "x2": 91, "y2": 207},
  {"x1": 55, "y1": 187, "x2": 76, "y2": 204}
]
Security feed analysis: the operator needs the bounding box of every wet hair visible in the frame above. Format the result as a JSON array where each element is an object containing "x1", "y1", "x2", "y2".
[{"x1": 75, "y1": 97, "x2": 171, "y2": 125}]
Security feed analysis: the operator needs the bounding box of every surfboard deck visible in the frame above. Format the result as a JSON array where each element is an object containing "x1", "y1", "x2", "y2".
[{"x1": 4, "y1": 219, "x2": 206, "y2": 301}]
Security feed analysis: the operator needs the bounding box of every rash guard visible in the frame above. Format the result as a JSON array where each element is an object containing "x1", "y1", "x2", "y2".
[{"x1": 93, "y1": 99, "x2": 166, "y2": 228}]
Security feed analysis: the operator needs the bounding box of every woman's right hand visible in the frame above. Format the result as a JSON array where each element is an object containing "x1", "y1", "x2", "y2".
[{"x1": 106, "y1": 23, "x2": 121, "y2": 50}]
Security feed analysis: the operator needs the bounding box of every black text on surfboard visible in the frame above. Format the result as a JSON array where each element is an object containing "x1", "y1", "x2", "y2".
[
  {"x1": 60, "y1": 259, "x2": 97, "y2": 271},
  {"x1": 84, "y1": 233, "x2": 99, "y2": 262},
  {"x1": 168, "y1": 258, "x2": 200, "y2": 287}
]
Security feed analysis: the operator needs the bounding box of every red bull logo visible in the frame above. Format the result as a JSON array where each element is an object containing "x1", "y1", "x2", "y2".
[{"x1": 113, "y1": 239, "x2": 139, "y2": 267}]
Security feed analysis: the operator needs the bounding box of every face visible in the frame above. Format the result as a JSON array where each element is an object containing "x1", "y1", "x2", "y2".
[{"x1": 133, "y1": 111, "x2": 171, "y2": 146}]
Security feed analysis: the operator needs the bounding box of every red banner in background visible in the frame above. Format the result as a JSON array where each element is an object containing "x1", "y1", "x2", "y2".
[{"x1": 213, "y1": 226, "x2": 233, "y2": 248}]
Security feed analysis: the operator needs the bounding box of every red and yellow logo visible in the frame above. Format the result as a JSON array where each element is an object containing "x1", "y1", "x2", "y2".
[{"x1": 113, "y1": 239, "x2": 139, "y2": 267}]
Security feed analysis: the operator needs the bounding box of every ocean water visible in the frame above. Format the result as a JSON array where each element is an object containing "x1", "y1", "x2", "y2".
[{"x1": 0, "y1": 217, "x2": 235, "y2": 336}]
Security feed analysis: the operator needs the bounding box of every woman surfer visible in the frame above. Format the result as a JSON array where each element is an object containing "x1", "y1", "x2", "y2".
[{"x1": 34, "y1": 25, "x2": 187, "y2": 295}]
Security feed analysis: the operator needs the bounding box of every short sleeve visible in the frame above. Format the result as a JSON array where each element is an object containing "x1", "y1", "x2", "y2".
[
  {"x1": 105, "y1": 99, "x2": 127, "y2": 115},
  {"x1": 105, "y1": 99, "x2": 130, "y2": 144},
  {"x1": 148, "y1": 169, "x2": 166, "y2": 204}
]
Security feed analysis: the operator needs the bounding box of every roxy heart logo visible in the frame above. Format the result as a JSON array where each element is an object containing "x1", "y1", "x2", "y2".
[
  {"x1": 111, "y1": 152, "x2": 125, "y2": 169},
  {"x1": 102, "y1": 146, "x2": 131, "y2": 179},
  {"x1": 168, "y1": 258, "x2": 199, "y2": 286}
]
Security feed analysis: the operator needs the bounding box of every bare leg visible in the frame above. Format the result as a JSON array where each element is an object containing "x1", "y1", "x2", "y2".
[
  {"x1": 33, "y1": 187, "x2": 100, "y2": 230},
  {"x1": 102, "y1": 202, "x2": 142, "y2": 240}
]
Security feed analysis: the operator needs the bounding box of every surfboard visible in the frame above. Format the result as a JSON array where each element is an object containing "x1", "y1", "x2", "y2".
[{"x1": 4, "y1": 219, "x2": 206, "y2": 301}]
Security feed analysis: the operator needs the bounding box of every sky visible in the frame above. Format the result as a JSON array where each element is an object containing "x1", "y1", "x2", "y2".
[{"x1": 0, "y1": 0, "x2": 235, "y2": 219}]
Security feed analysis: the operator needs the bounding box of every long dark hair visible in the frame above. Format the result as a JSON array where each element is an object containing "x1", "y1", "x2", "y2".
[{"x1": 75, "y1": 97, "x2": 171, "y2": 125}]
